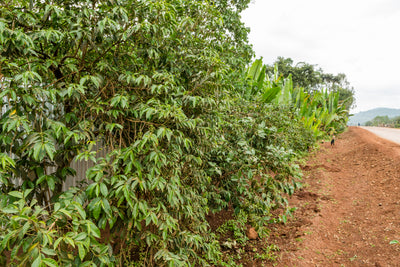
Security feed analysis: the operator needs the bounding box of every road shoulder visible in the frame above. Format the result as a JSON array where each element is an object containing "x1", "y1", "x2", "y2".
[{"x1": 272, "y1": 127, "x2": 400, "y2": 266}]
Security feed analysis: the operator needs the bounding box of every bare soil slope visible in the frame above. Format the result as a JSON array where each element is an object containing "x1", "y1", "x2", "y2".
[{"x1": 272, "y1": 126, "x2": 400, "y2": 266}]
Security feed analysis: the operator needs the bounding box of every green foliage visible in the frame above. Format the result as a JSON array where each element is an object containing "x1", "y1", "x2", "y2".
[
  {"x1": 0, "y1": 0, "x2": 253, "y2": 265},
  {"x1": 245, "y1": 59, "x2": 350, "y2": 137},
  {"x1": 254, "y1": 244, "x2": 279, "y2": 261},
  {"x1": 265, "y1": 57, "x2": 322, "y2": 90},
  {"x1": 0, "y1": 0, "x2": 352, "y2": 266},
  {"x1": 217, "y1": 213, "x2": 249, "y2": 245},
  {"x1": 0, "y1": 188, "x2": 113, "y2": 266},
  {"x1": 364, "y1": 115, "x2": 400, "y2": 127},
  {"x1": 265, "y1": 57, "x2": 356, "y2": 110},
  {"x1": 204, "y1": 98, "x2": 309, "y2": 215}
]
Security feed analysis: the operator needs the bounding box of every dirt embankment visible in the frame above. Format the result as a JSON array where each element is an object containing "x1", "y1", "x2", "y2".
[{"x1": 272, "y1": 126, "x2": 400, "y2": 266}]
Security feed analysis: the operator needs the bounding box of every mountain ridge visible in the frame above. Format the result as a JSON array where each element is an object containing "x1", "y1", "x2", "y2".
[{"x1": 349, "y1": 107, "x2": 400, "y2": 126}]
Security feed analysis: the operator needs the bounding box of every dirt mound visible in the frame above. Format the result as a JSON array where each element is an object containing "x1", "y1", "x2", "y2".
[{"x1": 272, "y1": 126, "x2": 400, "y2": 266}]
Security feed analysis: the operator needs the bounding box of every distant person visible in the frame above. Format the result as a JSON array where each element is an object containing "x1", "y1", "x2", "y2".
[
  {"x1": 331, "y1": 135, "x2": 335, "y2": 146},
  {"x1": 358, "y1": 123, "x2": 360, "y2": 126}
]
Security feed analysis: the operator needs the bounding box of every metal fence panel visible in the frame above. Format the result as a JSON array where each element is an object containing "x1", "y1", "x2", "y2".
[{"x1": 1, "y1": 97, "x2": 105, "y2": 191}]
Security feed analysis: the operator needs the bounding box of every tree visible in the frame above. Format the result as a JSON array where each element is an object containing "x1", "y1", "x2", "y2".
[
  {"x1": 321, "y1": 72, "x2": 356, "y2": 110},
  {"x1": 365, "y1": 115, "x2": 391, "y2": 127},
  {"x1": 265, "y1": 57, "x2": 323, "y2": 89}
]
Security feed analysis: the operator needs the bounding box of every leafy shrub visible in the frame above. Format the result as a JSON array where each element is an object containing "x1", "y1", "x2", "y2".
[
  {"x1": 0, "y1": 0, "x2": 251, "y2": 265},
  {"x1": 204, "y1": 98, "x2": 309, "y2": 223},
  {"x1": 0, "y1": 188, "x2": 113, "y2": 266},
  {"x1": 0, "y1": 0, "x2": 350, "y2": 266}
]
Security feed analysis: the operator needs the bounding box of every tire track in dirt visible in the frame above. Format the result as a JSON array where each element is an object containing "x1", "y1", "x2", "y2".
[{"x1": 271, "y1": 126, "x2": 400, "y2": 266}]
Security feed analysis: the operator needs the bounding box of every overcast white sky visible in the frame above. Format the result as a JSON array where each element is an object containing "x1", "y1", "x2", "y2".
[{"x1": 241, "y1": 0, "x2": 400, "y2": 113}]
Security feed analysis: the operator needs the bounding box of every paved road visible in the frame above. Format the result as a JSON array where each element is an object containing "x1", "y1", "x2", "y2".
[{"x1": 359, "y1": 126, "x2": 400, "y2": 144}]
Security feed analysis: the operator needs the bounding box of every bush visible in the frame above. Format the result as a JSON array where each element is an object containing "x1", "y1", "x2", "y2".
[{"x1": 0, "y1": 0, "x2": 349, "y2": 265}]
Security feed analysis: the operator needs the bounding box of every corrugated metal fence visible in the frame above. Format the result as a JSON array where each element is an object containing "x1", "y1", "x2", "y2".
[
  {"x1": 1, "y1": 99, "x2": 104, "y2": 191},
  {"x1": 63, "y1": 142, "x2": 107, "y2": 191}
]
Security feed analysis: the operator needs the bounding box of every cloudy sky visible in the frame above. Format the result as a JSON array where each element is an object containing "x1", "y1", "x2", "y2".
[{"x1": 241, "y1": 0, "x2": 400, "y2": 113}]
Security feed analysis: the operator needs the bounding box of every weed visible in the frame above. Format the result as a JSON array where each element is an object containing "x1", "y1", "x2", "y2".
[
  {"x1": 254, "y1": 245, "x2": 279, "y2": 261},
  {"x1": 216, "y1": 213, "x2": 248, "y2": 245}
]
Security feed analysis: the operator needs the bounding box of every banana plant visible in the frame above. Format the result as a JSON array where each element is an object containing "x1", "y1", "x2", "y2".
[
  {"x1": 243, "y1": 58, "x2": 267, "y2": 99},
  {"x1": 244, "y1": 58, "x2": 350, "y2": 138}
]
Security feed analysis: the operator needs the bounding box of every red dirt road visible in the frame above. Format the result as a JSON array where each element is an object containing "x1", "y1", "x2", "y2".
[{"x1": 272, "y1": 126, "x2": 400, "y2": 266}]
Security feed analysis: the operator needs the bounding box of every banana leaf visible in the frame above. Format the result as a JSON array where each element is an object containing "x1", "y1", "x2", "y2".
[{"x1": 262, "y1": 86, "x2": 281, "y2": 103}]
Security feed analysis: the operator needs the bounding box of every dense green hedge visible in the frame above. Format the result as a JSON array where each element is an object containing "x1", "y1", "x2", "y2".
[{"x1": 0, "y1": 1, "x2": 348, "y2": 266}]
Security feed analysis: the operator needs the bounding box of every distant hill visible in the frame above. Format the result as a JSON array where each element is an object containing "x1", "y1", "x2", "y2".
[{"x1": 348, "y1": 108, "x2": 400, "y2": 126}]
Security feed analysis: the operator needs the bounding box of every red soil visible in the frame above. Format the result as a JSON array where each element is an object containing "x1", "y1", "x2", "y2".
[{"x1": 271, "y1": 126, "x2": 400, "y2": 266}]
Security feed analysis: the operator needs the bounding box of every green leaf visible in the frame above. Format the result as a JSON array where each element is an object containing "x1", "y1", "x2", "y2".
[
  {"x1": 31, "y1": 255, "x2": 41, "y2": 267},
  {"x1": 99, "y1": 183, "x2": 108, "y2": 197},
  {"x1": 145, "y1": 214, "x2": 152, "y2": 226},
  {"x1": 101, "y1": 198, "x2": 111, "y2": 217},
  {"x1": 78, "y1": 262, "x2": 93, "y2": 267},
  {"x1": 32, "y1": 142, "x2": 45, "y2": 161},
  {"x1": 78, "y1": 243, "x2": 86, "y2": 261},
  {"x1": 44, "y1": 142, "x2": 55, "y2": 161},
  {"x1": 64, "y1": 237, "x2": 75, "y2": 248},
  {"x1": 42, "y1": 247, "x2": 57, "y2": 256},
  {"x1": 2, "y1": 207, "x2": 19, "y2": 214},
  {"x1": 85, "y1": 183, "x2": 97, "y2": 197},
  {"x1": 86, "y1": 220, "x2": 101, "y2": 239},
  {"x1": 110, "y1": 95, "x2": 121, "y2": 107},
  {"x1": 21, "y1": 221, "x2": 31, "y2": 237},
  {"x1": 54, "y1": 202, "x2": 60, "y2": 212},
  {"x1": 74, "y1": 203, "x2": 86, "y2": 220},
  {"x1": 262, "y1": 86, "x2": 281, "y2": 103},
  {"x1": 0, "y1": 153, "x2": 15, "y2": 169},
  {"x1": 92, "y1": 202, "x2": 101, "y2": 220},
  {"x1": 54, "y1": 237, "x2": 63, "y2": 249},
  {"x1": 36, "y1": 175, "x2": 46, "y2": 185},
  {"x1": 75, "y1": 232, "x2": 87, "y2": 241},
  {"x1": 90, "y1": 75, "x2": 102, "y2": 88},
  {"x1": 42, "y1": 258, "x2": 58, "y2": 267},
  {"x1": 58, "y1": 208, "x2": 72, "y2": 218},
  {"x1": 46, "y1": 176, "x2": 55, "y2": 191},
  {"x1": 8, "y1": 191, "x2": 23, "y2": 199},
  {"x1": 1, "y1": 231, "x2": 15, "y2": 249},
  {"x1": 150, "y1": 213, "x2": 158, "y2": 225}
]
